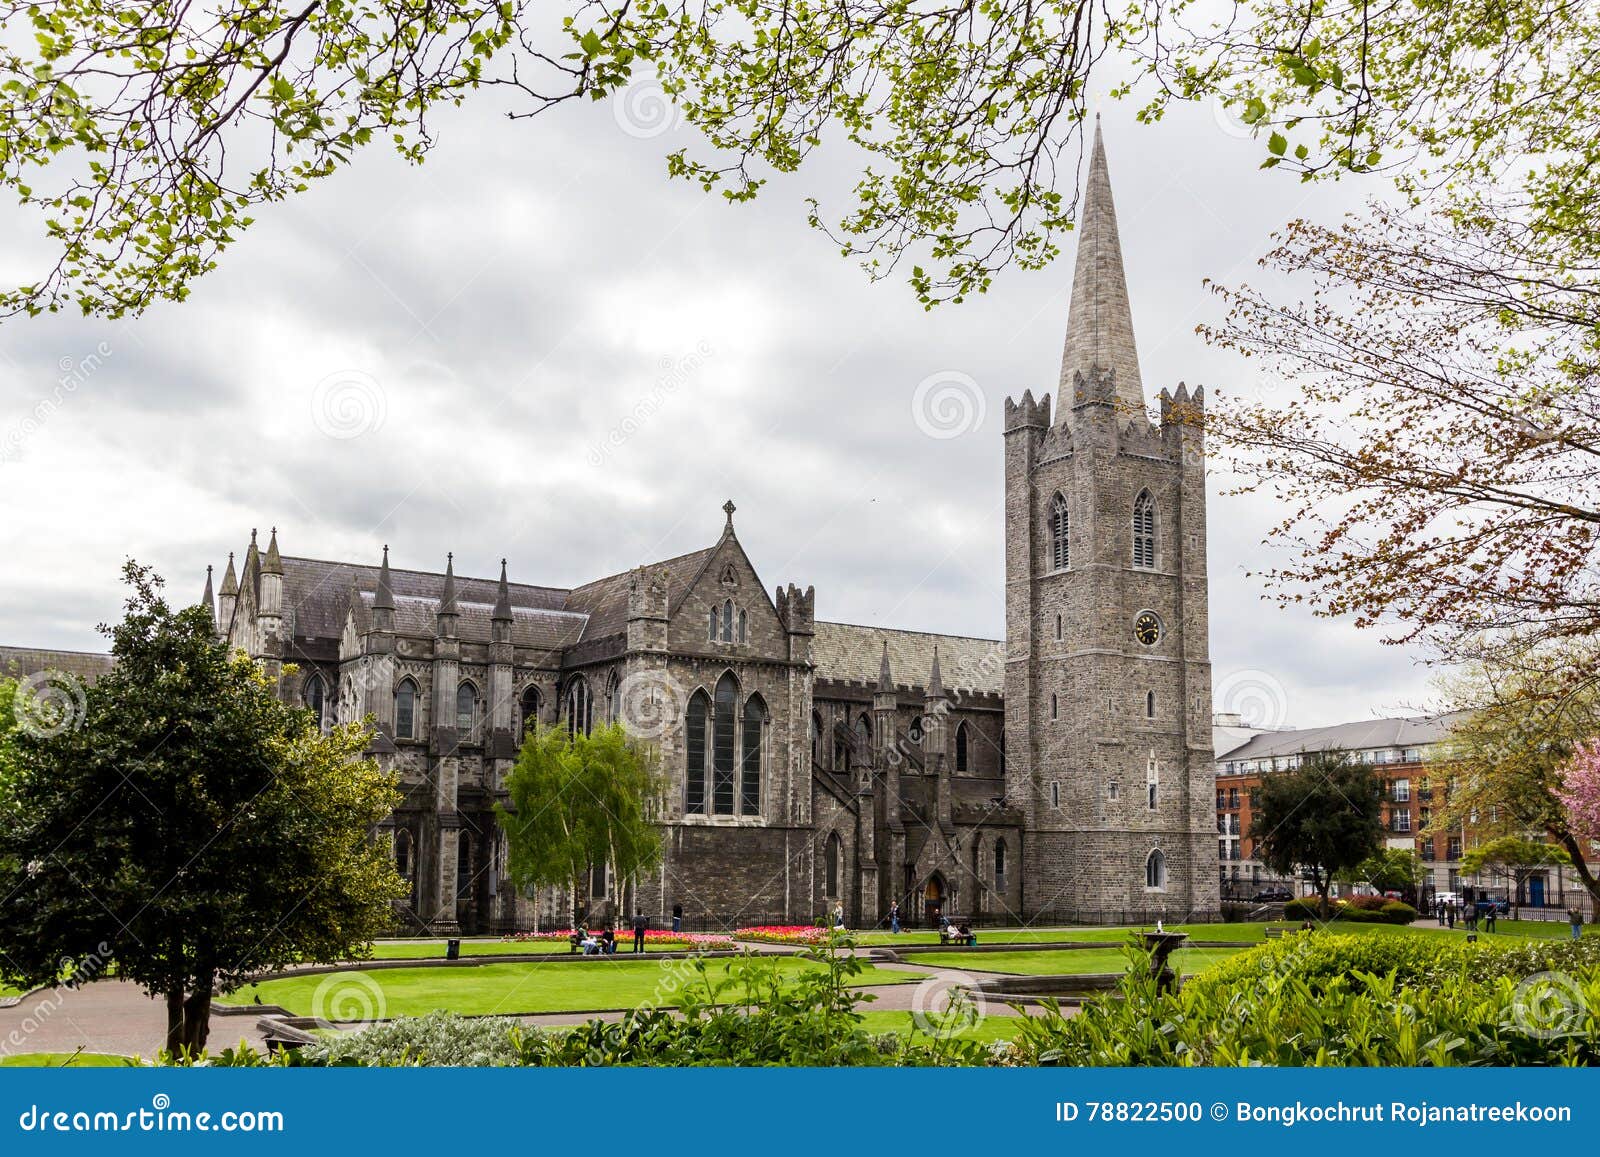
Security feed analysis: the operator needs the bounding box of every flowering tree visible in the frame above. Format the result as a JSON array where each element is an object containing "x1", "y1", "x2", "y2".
[{"x1": 1561, "y1": 742, "x2": 1600, "y2": 846}]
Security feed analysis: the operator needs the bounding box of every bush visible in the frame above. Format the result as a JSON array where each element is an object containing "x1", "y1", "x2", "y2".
[
  {"x1": 1283, "y1": 896, "x2": 1414, "y2": 924},
  {"x1": 302, "y1": 1011, "x2": 523, "y2": 1067},
  {"x1": 1005, "y1": 934, "x2": 1600, "y2": 1066}
]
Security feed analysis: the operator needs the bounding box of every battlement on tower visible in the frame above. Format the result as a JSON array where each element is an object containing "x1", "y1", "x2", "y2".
[{"x1": 1003, "y1": 389, "x2": 1052, "y2": 432}]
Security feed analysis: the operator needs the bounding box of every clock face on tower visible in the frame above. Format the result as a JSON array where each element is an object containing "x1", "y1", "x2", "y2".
[{"x1": 1133, "y1": 611, "x2": 1162, "y2": 647}]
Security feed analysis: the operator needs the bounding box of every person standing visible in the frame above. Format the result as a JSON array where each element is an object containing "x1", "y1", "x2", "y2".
[
  {"x1": 671, "y1": 902, "x2": 683, "y2": 934},
  {"x1": 632, "y1": 909, "x2": 648, "y2": 953},
  {"x1": 833, "y1": 902, "x2": 845, "y2": 929},
  {"x1": 889, "y1": 901, "x2": 900, "y2": 934},
  {"x1": 1571, "y1": 905, "x2": 1585, "y2": 941}
]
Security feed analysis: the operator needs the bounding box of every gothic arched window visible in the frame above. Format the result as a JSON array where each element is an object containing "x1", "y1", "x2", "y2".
[
  {"x1": 1050, "y1": 492, "x2": 1069, "y2": 571},
  {"x1": 1146, "y1": 690, "x2": 1156, "y2": 718},
  {"x1": 1132, "y1": 489, "x2": 1156, "y2": 569},
  {"x1": 456, "y1": 681, "x2": 476, "y2": 735},
  {"x1": 955, "y1": 722, "x2": 970, "y2": 772},
  {"x1": 394, "y1": 828, "x2": 411, "y2": 878},
  {"x1": 606, "y1": 670, "x2": 621, "y2": 724},
  {"x1": 825, "y1": 833, "x2": 841, "y2": 896},
  {"x1": 566, "y1": 677, "x2": 592, "y2": 736},
  {"x1": 685, "y1": 689, "x2": 709, "y2": 814},
  {"x1": 721, "y1": 599, "x2": 734, "y2": 643},
  {"x1": 1146, "y1": 849, "x2": 1167, "y2": 890},
  {"x1": 810, "y1": 710, "x2": 823, "y2": 768},
  {"x1": 395, "y1": 678, "x2": 418, "y2": 741},
  {"x1": 304, "y1": 673, "x2": 325, "y2": 730},
  {"x1": 712, "y1": 672, "x2": 738, "y2": 815},
  {"x1": 737, "y1": 607, "x2": 748, "y2": 644},
  {"x1": 855, "y1": 713, "x2": 871, "y2": 764},
  {"x1": 707, "y1": 606, "x2": 718, "y2": 641},
  {"x1": 520, "y1": 686, "x2": 542, "y2": 740},
  {"x1": 994, "y1": 840, "x2": 1007, "y2": 890},
  {"x1": 741, "y1": 695, "x2": 766, "y2": 814}
]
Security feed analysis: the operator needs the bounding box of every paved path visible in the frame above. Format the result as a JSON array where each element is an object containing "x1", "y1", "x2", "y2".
[{"x1": 0, "y1": 980, "x2": 272, "y2": 1061}]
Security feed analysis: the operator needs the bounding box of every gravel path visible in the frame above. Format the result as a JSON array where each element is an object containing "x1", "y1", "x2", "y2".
[{"x1": 0, "y1": 980, "x2": 272, "y2": 1061}]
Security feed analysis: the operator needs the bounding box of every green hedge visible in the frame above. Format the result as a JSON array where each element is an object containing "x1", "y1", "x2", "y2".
[{"x1": 1283, "y1": 897, "x2": 1416, "y2": 924}]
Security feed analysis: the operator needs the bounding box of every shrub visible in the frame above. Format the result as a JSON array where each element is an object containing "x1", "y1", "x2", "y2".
[
  {"x1": 303, "y1": 1011, "x2": 523, "y2": 1067},
  {"x1": 1283, "y1": 896, "x2": 1414, "y2": 924}
]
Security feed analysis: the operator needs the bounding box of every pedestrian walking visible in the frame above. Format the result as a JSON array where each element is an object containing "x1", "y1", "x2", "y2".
[
  {"x1": 632, "y1": 909, "x2": 648, "y2": 953},
  {"x1": 1571, "y1": 906, "x2": 1585, "y2": 941},
  {"x1": 671, "y1": 902, "x2": 683, "y2": 934}
]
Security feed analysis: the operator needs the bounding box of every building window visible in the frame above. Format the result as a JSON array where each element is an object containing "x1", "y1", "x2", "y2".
[
  {"x1": 712, "y1": 672, "x2": 738, "y2": 815},
  {"x1": 955, "y1": 722, "x2": 970, "y2": 772},
  {"x1": 707, "y1": 607, "x2": 718, "y2": 641},
  {"x1": 1132, "y1": 489, "x2": 1156, "y2": 569},
  {"x1": 1050, "y1": 781, "x2": 1060, "y2": 808},
  {"x1": 606, "y1": 670, "x2": 621, "y2": 724},
  {"x1": 685, "y1": 690, "x2": 709, "y2": 814},
  {"x1": 1050, "y1": 492, "x2": 1069, "y2": 571},
  {"x1": 825, "y1": 833, "x2": 841, "y2": 896},
  {"x1": 395, "y1": 678, "x2": 418, "y2": 741},
  {"x1": 1145, "y1": 690, "x2": 1155, "y2": 719},
  {"x1": 519, "y1": 686, "x2": 542, "y2": 739},
  {"x1": 1392, "y1": 778, "x2": 1410, "y2": 803},
  {"x1": 395, "y1": 829, "x2": 411, "y2": 878},
  {"x1": 741, "y1": 695, "x2": 766, "y2": 814},
  {"x1": 565, "y1": 677, "x2": 592, "y2": 735},
  {"x1": 1146, "y1": 849, "x2": 1167, "y2": 890},
  {"x1": 457, "y1": 835, "x2": 472, "y2": 901},
  {"x1": 1108, "y1": 781, "x2": 1120, "y2": 800},
  {"x1": 456, "y1": 681, "x2": 476, "y2": 736},
  {"x1": 1054, "y1": 613, "x2": 1062, "y2": 640},
  {"x1": 994, "y1": 840, "x2": 1007, "y2": 891},
  {"x1": 1394, "y1": 810, "x2": 1411, "y2": 833},
  {"x1": 722, "y1": 600, "x2": 735, "y2": 643},
  {"x1": 810, "y1": 710, "x2": 823, "y2": 768},
  {"x1": 856, "y1": 714, "x2": 871, "y2": 764},
  {"x1": 304, "y1": 673, "x2": 325, "y2": 730},
  {"x1": 589, "y1": 859, "x2": 607, "y2": 900},
  {"x1": 1146, "y1": 754, "x2": 1158, "y2": 811},
  {"x1": 1447, "y1": 836, "x2": 1462, "y2": 860},
  {"x1": 1218, "y1": 839, "x2": 1228, "y2": 861},
  {"x1": 738, "y1": 608, "x2": 748, "y2": 644},
  {"x1": 1050, "y1": 693, "x2": 1058, "y2": 720}
]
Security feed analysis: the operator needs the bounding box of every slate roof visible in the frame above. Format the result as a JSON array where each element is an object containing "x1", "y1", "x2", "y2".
[
  {"x1": 813, "y1": 621, "x2": 1004, "y2": 697},
  {"x1": 1218, "y1": 712, "x2": 1468, "y2": 765},
  {"x1": 0, "y1": 646, "x2": 115, "y2": 685},
  {"x1": 566, "y1": 547, "x2": 716, "y2": 643}
]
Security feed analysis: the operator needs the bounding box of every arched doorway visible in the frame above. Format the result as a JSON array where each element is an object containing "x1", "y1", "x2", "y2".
[{"x1": 923, "y1": 873, "x2": 947, "y2": 928}]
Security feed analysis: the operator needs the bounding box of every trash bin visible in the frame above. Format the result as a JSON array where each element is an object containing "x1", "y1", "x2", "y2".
[{"x1": 446, "y1": 938, "x2": 461, "y2": 960}]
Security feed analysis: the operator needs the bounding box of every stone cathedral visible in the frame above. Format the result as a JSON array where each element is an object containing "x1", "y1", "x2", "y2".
[{"x1": 186, "y1": 128, "x2": 1219, "y2": 933}]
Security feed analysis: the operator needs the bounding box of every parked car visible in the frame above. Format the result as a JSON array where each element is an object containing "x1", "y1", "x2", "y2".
[
  {"x1": 1475, "y1": 898, "x2": 1510, "y2": 915},
  {"x1": 1252, "y1": 888, "x2": 1294, "y2": 902}
]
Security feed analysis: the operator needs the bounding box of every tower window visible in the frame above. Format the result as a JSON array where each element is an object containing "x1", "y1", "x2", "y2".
[
  {"x1": 395, "y1": 678, "x2": 418, "y2": 741},
  {"x1": 1132, "y1": 490, "x2": 1156, "y2": 569},
  {"x1": 1050, "y1": 781, "x2": 1060, "y2": 808},
  {"x1": 1145, "y1": 690, "x2": 1156, "y2": 718},
  {"x1": 1050, "y1": 492, "x2": 1069, "y2": 571},
  {"x1": 825, "y1": 832, "x2": 841, "y2": 896},
  {"x1": 1146, "y1": 849, "x2": 1167, "y2": 891},
  {"x1": 1050, "y1": 693, "x2": 1058, "y2": 720},
  {"x1": 955, "y1": 722, "x2": 970, "y2": 772},
  {"x1": 1146, "y1": 752, "x2": 1159, "y2": 810},
  {"x1": 1054, "y1": 613, "x2": 1062, "y2": 640}
]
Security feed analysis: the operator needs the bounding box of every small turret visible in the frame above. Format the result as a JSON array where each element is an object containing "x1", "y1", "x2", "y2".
[
  {"x1": 492, "y1": 558, "x2": 513, "y2": 644},
  {"x1": 201, "y1": 565, "x2": 216, "y2": 627},
  {"x1": 436, "y1": 553, "x2": 459, "y2": 637},
  {"x1": 373, "y1": 545, "x2": 395, "y2": 633},
  {"x1": 872, "y1": 642, "x2": 898, "y2": 765},
  {"x1": 218, "y1": 552, "x2": 238, "y2": 630},
  {"x1": 262, "y1": 527, "x2": 283, "y2": 575},
  {"x1": 258, "y1": 527, "x2": 284, "y2": 633}
]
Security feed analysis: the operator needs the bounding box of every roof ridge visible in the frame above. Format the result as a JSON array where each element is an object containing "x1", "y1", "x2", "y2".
[
  {"x1": 815, "y1": 619, "x2": 1002, "y2": 645},
  {"x1": 281, "y1": 554, "x2": 572, "y2": 595}
]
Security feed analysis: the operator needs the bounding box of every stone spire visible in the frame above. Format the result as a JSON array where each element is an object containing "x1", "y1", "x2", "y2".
[
  {"x1": 201, "y1": 565, "x2": 215, "y2": 624},
  {"x1": 926, "y1": 645, "x2": 946, "y2": 701},
  {"x1": 492, "y1": 558, "x2": 513, "y2": 622},
  {"x1": 219, "y1": 552, "x2": 238, "y2": 597},
  {"x1": 438, "y1": 553, "x2": 459, "y2": 618},
  {"x1": 373, "y1": 545, "x2": 395, "y2": 611},
  {"x1": 878, "y1": 641, "x2": 894, "y2": 693},
  {"x1": 1058, "y1": 118, "x2": 1144, "y2": 415},
  {"x1": 262, "y1": 527, "x2": 283, "y2": 575}
]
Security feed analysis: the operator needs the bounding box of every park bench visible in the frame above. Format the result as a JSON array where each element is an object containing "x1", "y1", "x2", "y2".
[
  {"x1": 938, "y1": 928, "x2": 977, "y2": 946},
  {"x1": 1263, "y1": 927, "x2": 1285, "y2": 940}
]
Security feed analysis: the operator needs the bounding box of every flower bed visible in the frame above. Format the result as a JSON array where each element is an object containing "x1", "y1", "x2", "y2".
[
  {"x1": 732, "y1": 925, "x2": 833, "y2": 945},
  {"x1": 501, "y1": 929, "x2": 734, "y2": 951}
]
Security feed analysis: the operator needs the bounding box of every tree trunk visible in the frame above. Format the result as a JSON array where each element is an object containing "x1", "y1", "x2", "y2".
[
  {"x1": 164, "y1": 988, "x2": 185, "y2": 1057},
  {"x1": 182, "y1": 987, "x2": 212, "y2": 1054}
]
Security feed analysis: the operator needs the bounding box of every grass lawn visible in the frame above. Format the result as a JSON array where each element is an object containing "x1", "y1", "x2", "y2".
[
  {"x1": 853, "y1": 1009, "x2": 1026, "y2": 1044},
  {"x1": 901, "y1": 946, "x2": 1243, "y2": 976},
  {"x1": 241, "y1": 957, "x2": 922, "y2": 1019},
  {"x1": 858, "y1": 918, "x2": 1590, "y2": 948},
  {"x1": 0, "y1": 1052, "x2": 135, "y2": 1067},
  {"x1": 361, "y1": 940, "x2": 724, "y2": 961}
]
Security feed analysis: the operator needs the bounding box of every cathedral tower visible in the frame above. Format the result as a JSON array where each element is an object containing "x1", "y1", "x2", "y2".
[{"x1": 1004, "y1": 122, "x2": 1220, "y2": 921}]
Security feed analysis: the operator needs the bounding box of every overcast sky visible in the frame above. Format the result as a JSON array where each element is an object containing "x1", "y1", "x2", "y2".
[{"x1": 0, "y1": 84, "x2": 1445, "y2": 729}]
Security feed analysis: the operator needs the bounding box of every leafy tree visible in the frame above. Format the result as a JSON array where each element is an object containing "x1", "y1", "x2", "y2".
[
  {"x1": 496, "y1": 722, "x2": 664, "y2": 928},
  {"x1": 3, "y1": 0, "x2": 1596, "y2": 316},
  {"x1": 1433, "y1": 653, "x2": 1600, "y2": 922},
  {"x1": 1203, "y1": 199, "x2": 1600, "y2": 666},
  {"x1": 1339, "y1": 847, "x2": 1422, "y2": 897},
  {"x1": 0, "y1": 563, "x2": 406, "y2": 1055},
  {"x1": 1249, "y1": 752, "x2": 1384, "y2": 917},
  {"x1": 1460, "y1": 836, "x2": 1572, "y2": 919}
]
